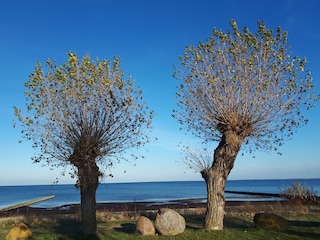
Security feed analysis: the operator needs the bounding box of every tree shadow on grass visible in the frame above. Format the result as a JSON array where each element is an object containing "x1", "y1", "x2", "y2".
[
  {"x1": 284, "y1": 220, "x2": 320, "y2": 240},
  {"x1": 113, "y1": 223, "x2": 136, "y2": 234},
  {"x1": 53, "y1": 219, "x2": 82, "y2": 233},
  {"x1": 285, "y1": 229, "x2": 320, "y2": 240},
  {"x1": 49, "y1": 219, "x2": 100, "y2": 240},
  {"x1": 181, "y1": 214, "x2": 254, "y2": 230},
  {"x1": 224, "y1": 216, "x2": 253, "y2": 229},
  {"x1": 185, "y1": 214, "x2": 205, "y2": 229},
  {"x1": 289, "y1": 220, "x2": 320, "y2": 227}
]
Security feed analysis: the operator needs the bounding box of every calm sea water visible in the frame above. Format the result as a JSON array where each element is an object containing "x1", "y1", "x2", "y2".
[{"x1": 0, "y1": 179, "x2": 319, "y2": 209}]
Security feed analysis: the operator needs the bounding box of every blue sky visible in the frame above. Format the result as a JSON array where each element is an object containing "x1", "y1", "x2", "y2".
[{"x1": 1, "y1": 0, "x2": 319, "y2": 185}]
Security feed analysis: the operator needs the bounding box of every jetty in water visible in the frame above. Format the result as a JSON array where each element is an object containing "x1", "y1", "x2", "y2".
[{"x1": 0, "y1": 195, "x2": 55, "y2": 212}]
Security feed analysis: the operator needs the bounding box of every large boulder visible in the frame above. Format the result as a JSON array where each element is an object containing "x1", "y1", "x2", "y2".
[
  {"x1": 254, "y1": 213, "x2": 288, "y2": 230},
  {"x1": 6, "y1": 223, "x2": 32, "y2": 240},
  {"x1": 155, "y1": 208, "x2": 186, "y2": 236},
  {"x1": 135, "y1": 216, "x2": 155, "y2": 236}
]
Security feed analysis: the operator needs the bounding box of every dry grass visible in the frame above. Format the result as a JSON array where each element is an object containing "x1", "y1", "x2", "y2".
[
  {"x1": 224, "y1": 200, "x2": 317, "y2": 217},
  {"x1": 1, "y1": 201, "x2": 320, "y2": 240}
]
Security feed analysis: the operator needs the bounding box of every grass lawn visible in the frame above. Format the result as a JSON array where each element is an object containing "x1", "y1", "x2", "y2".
[{"x1": 1, "y1": 202, "x2": 320, "y2": 239}]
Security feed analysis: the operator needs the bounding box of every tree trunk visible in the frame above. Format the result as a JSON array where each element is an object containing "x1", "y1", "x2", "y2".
[
  {"x1": 78, "y1": 162, "x2": 100, "y2": 235},
  {"x1": 201, "y1": 130, "x2": 243, "y2": 230},
  {"x1": 201, "y1": 168, "x2": 226, "y2": 230}
]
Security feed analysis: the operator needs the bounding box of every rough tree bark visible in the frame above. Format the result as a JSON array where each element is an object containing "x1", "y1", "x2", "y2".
[
  {"x1": 77, "y1": 161, "x2": 100, "y2": 235},
  {"x1": 201, "y1": 130, "x2": 243, "y2": 230}
]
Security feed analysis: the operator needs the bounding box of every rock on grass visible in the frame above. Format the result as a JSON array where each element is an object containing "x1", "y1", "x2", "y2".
[
  {"x1": 155, "y1": 208, "x2": 186, "y2": 236},
  {"x1": 135, "y1": 216, "x2": 155, "y2": 236}
]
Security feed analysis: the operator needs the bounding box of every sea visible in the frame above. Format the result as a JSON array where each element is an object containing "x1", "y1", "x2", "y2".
[{"x1": 0, "y1": 179, "x2": 319, "y2": 209}]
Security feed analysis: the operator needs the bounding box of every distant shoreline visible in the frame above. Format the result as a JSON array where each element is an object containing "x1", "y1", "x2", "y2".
[
  {"x1": 1, "y1": 177, "x2": 320, "y2": 187},
  {"x1": 0, "y1": 198, "x2": 287, "y2": 218},
  {"x1": 2, "y1": 196, "x2": 319, "y2": 220},
  {"x1": 0, "y1": 195, "x2": 282, "y2": 213}
]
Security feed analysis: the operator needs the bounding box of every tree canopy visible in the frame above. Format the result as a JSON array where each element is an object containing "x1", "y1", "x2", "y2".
[
  {"x1": 174, "y1": 20, "x2": 317, "y2": 154},
  {"x1": 15, "y1": 52, "x2": 154, "y2": 178}
]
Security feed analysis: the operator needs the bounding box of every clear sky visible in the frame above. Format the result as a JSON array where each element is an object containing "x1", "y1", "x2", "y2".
[{"x1": 1, "y1": 0, "x2": 319, "y2": 186}]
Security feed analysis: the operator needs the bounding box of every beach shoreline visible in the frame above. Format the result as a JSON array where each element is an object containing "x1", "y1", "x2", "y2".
[{"x1": 1, "y1": 198, "x2": 301, "y2": 218}]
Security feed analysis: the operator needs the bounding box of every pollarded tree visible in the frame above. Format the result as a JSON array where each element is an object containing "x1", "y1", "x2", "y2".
[
  {"x1": 173, "y1": 20, "x2": 318, "y2": 230},
  {"x1": 15, "y1": 52, "x2": 154, "y2": 235}
]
